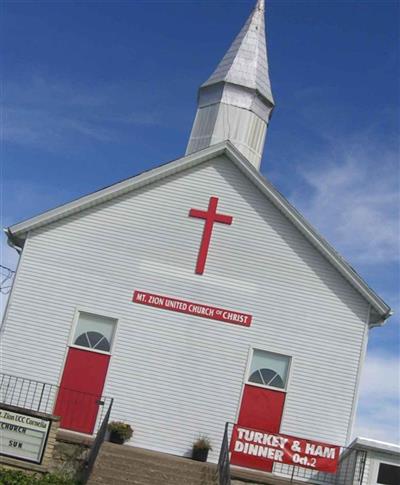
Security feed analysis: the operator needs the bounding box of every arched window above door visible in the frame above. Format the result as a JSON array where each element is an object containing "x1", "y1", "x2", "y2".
[
  {"x1": 248, "y1": 349, "x2": 291, "y2": 391},
  {"x1": 72, "y1": 311, "x2": 117, "y2": 354},
  {"x1": 74, "y1": 330, "x2": 111, "y2": 352}
]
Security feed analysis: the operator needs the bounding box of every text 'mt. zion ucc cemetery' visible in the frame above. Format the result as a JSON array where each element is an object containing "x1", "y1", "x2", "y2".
[{"x1": 1, "y1": 0, "x2": 397, "y2": 483}]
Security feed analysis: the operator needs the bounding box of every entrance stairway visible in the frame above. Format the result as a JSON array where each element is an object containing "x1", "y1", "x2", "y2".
[{"x1": 87, "y1": 442, "x2": 218, "y2": 485}]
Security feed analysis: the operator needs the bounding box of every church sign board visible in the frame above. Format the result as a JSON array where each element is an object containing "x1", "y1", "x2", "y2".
[
  {"x1": 230, "y1": 425, "x2": 340, "y2": 473},
  {"x1": 0, "y1": 407, "x2": 51, "y2": 464},
  {"x1": 133, "y1": 290, "x2": 252, "y2": 327}
]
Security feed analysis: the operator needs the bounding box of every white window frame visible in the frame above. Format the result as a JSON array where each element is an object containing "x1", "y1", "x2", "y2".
[
  {"x1": 371, "y1": 458, "x2": 400, "y2": 485},
  {"x1": 244, "y1": 346, "x2": 293, "y2": 393},
  {"x1": 68, "y1": 307, "x2": 119, "y2": 356}
]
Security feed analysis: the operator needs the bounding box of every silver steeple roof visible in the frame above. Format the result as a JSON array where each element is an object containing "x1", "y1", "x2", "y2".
[
  {"x1": 186, "y1": 0, "x2": 275, "y2": 169},
  {"x1": 202, "y1": 0, "x2": 274, "y2": 106}
]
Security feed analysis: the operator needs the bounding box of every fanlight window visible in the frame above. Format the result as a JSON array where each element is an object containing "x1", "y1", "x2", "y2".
[
  {"x1": 248, "y1": 349, "x2": 290, "y2": 390},
  {"x1": 74, "y1": 331, "x2": 110, "y2": 352},
  {"x1": 249, "y1": 368, "x2": 285, "y2": 389},
  {"x1": 72, "y1": 312, "x2": 116, "y2": 353}
]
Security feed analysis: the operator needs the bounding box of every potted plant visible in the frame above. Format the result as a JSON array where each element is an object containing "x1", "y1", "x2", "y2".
[
  {"x1": 192, "y1": 435, "x2": 212, "y2": 462},
  {"x1": 107, "y1": 421, "x2": 133, "y2": 444}
]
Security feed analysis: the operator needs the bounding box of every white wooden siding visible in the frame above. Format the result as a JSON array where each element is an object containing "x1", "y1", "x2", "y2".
[
  {"x1": 2, "y1": 155, "x2": 369, "y2": 462},
  {"x1": 361, "y1": 450, "x2": 400, "y2": 485}
]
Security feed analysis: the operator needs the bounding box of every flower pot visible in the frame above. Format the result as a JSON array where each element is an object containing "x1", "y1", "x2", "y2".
[
  {"x1": 109, "y1": 430, "x2": 125, "y2": 444},
  {"x1": 192, "y1": 447, "x2": 209, "y2": 462}
]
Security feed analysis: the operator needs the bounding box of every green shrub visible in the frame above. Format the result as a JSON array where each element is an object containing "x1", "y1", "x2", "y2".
[
  {"x1": 192, "y1": 435, "x2": 212, "y2": 450},
  {"x1": 107, "y1": 421, "x2": 133, "y2": 442},
  {"x1": 39, "y1": 472, "x2": 78, "y2": 484},
  {"x1": 0, "y1": 469, "x2": 31, "y2": 485},
  {"x1": 0, "y1": 468, "x2": 79, "y2": 485}
]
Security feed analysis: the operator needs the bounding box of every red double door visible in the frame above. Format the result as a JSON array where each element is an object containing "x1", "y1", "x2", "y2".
[
  {"x1": 230, "y1": 384, "x2": 286, "y2": 471},
  {"x1": 54, "y1": 347, "x2": 110, "y2": 434}
]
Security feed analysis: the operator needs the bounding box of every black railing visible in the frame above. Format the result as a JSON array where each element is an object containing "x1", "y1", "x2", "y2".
[
  {"x1": 0, "y1": 372, "x2": 112, "y2": 435},
  {"x1": 218, "y1": 422, "x2": 367, "y2": 485},
  {"x1": 334, "y1": 447, "x2": 367, "y2": 485},
  {"x1": 0, "y1": 373, "x2": 115, "y2": 483},
  {"x1": 81, "y1": 398, "x2": 113, "y2": 483},
  {"x1": 217, "y1": 422, "x2": 231, "y2": 485},
  {"x1": 0, "y1": 373, "x2": 58, "y2": 414}
]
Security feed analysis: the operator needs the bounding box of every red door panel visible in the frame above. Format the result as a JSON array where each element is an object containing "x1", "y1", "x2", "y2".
[
  {"x1": 231, "y1": 385, "x2": 286, "y2": 471},
  {"x1": 54, "y1": 348, "x2": 110, "y2": 434},
  {"x1": 237, "y1": 385, "x2": 285, "y2": 431}
]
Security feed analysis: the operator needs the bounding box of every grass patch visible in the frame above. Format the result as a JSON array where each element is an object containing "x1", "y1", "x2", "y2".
[{"x1": 0, "y1": 468, "x2": 80, "y2": 485}]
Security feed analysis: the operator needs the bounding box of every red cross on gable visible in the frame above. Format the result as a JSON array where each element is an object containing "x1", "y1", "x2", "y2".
[{"x1": 189, "y1": 196, "x2": 233, "y2": 275}]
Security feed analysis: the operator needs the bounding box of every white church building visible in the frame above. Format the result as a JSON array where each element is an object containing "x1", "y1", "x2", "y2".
[{"x1": 1, "y1": 0, "x2": 395, "y2": 480}]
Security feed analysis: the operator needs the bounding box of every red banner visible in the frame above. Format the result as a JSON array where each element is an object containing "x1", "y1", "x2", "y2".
[
  {"x1": 132, "y1": 291, "x2": 252, "y2": 327},
  {"x1": 230, "y1": 425, "x2": 340, "y2": 473}
]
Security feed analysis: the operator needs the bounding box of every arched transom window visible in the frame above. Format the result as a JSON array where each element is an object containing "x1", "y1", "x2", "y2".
[
  {"x1": 248, "y1": 349, "x2": 291, "y2": 390},
  {"x1": 72, "y1": 312, "x2": 117, "y2": 353}
]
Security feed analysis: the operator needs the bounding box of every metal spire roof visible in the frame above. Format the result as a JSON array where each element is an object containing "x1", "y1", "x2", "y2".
[{"x1": 202, "y1": 0, "x2": 274, "y2": 105}]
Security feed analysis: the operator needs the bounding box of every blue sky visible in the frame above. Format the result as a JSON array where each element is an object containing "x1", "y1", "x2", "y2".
[{"x1": 2, "y1": 1, "x2": 399, "y2": 443}]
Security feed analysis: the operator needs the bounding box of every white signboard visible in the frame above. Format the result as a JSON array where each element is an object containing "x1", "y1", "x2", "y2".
[{"x1": 0, "y1": 408, "x2": 51, "y2": 464}]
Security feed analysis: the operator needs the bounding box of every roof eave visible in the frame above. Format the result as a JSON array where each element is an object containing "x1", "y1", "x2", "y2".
[
  {"x1": 6, "y1": 140, "x2": 392, "y2": 321},
  {"x1": 7, "y1": 143, "x2": 230, "y2": 240},
  {"x1": 222, "y1": 143, "x2": 392, "y2": 321},
  {"x1": 4, "y1": 228, "x2": 24, "y2": 252},
  {"x1": 349, "y1": 437, "x2": 400, "y2": 455}
]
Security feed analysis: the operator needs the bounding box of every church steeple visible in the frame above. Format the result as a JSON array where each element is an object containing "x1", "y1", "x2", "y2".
[{"x1": 186, "y1": 0, "x2": 275, "y2": 170}]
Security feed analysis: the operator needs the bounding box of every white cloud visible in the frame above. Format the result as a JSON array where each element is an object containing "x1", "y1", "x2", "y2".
[
  {"x1": 4, "y1": 76, "x2": 162, "y2": 150},
  {"x1": 283, "y1": 130, "x2": 399, "y2": 443},
  {"x1": 4, "y1": 107, "x2": 119, "y2": 149},
  {"x1": 353, "y1": 353, "x2": 400, "y2": 443},
  {"x1": 291, "y1": 140, "x2": 399, "y2": 265}
]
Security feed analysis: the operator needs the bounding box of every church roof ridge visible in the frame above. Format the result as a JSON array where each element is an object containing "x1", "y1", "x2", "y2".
[
  {"x1": 201, "y1": 0, "x2": 274, "y2": 104},
  {"x1": 6, "y1": 142, "x2": 392, "y2": 323}
]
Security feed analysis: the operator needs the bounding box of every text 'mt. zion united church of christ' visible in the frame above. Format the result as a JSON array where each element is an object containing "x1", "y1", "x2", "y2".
[{"x1": 1, "y1": 0, "x2": 394, "y2": 481}]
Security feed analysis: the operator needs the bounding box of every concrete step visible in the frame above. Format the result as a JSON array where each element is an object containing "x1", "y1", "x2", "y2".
[
  {"x1": 91, "y1": 465, "x2": 215, "y2": 485},
  {"x1": 99, "y1": 444, "x2": 207, "y2": 464},
  {"x1": 90, "y1": 470, "x2": 211, "y2": 485},
  {"x1": 90, "y1": 471, "x2": 216, "y2": 485},
  {"x1": 92, "y1": 452, "x2": 216, "y2": 479},
  {"x1": 94, "y1": 453, "x2": 215, "y2": 476},
  {"x1": 99, "y1": 442, "x2": 202, "y2": 462},
  {"x1": 87, "y1": 441, "x2": 218, "y2": 485}
]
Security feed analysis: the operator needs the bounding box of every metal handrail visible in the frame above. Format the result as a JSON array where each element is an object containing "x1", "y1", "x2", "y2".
[
  {"x1": 217, "y1": 422, "x2": 231, "y2": 485},
  {"x1": 217, "y1": 422, "x2": 367, "y2": 485},
  {"x1": 0, "y1": 373, "x2": 58, "y2": 414},
  {"x1": 0, "y1": 372, "x2": 112, "y2": 434},
  {"x1": 0, "y1": 372, "x2": 115, "y2": 483},
  {"x1": 81, "y1": 398, "x2": 114, "y2": 483}
]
